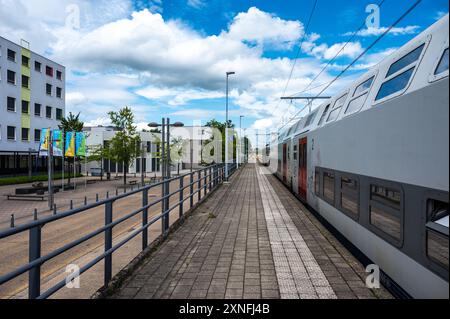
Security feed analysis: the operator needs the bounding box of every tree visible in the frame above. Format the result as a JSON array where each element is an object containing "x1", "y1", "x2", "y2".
[
  {"x1": 58, "y1": 112, "x2": 84, "y2": 186},
  {"x1": 104, "y1": 107, "x2": 141, "y2": 186},
  {"x1": 205, "y1": 119, "x2": 236, "y2": 163}
]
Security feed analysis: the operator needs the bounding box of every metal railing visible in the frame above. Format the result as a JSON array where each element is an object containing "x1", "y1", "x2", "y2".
[{"x1": 0, "y1": 163, "x2": 237, "y2": 299}]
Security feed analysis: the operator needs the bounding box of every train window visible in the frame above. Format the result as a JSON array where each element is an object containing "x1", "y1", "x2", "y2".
[
  {"x1": 435, "y1": 48, "x2": 449, "y2": 75},
  {"x1": 340, "y1": 176, "x2": 359, "y2": 219},
  {"x1": 426, "y1": 199, "x2": 449, "y2": 269},
  {"x1": 386, "y1": 44, "x2": 424, "y2": 78},
  {"x1": 375, "y1": 67, "x2": 414, "y2": 101},
  {"x1": 327, "y1": 94, "x2": 348, "y2": 122},
  {"x1": 305, "y1": 110, "x2": 318, "y2": 127},
  {"x1": 369, "y1": 185, "x2": 403, "y2": 244},
  {"x1": 353, "y1": 76, "x2": 374, "y2": 97},
  {"x1": 323, "y1": 172, "x2": 335, "y2": 204},
  {"x1": 315, "y1": 169, "x2": 320, "y2": 196},
  {"x1": 317, "y1": 104, "x2": 330, "y2": 126}
]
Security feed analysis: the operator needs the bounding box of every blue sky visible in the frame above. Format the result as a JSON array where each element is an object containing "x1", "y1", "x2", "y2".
[{"x1": 0, "y1": 0, "x2": 448, "y2": 132}]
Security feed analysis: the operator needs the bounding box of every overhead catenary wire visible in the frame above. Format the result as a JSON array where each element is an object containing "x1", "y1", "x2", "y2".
[
  {"x1": 274, "y1": 0, "x2": 319, "y2": 119},
  {"x1": 278, "y1": 0, "x2": 423, "y2": 131},
  {"x1": 288, "y1": 0, "x2": 387, "y2": 100}
]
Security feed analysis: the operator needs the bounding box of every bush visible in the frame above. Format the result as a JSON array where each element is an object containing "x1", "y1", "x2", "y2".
[{"x1": 0, "y1": 173, "x2": 83, "y2": 186}]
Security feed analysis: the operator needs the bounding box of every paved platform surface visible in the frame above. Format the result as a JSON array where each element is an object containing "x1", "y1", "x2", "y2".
[{"x1": 110, "y1": 164, "x2": 393, "y2": 299}]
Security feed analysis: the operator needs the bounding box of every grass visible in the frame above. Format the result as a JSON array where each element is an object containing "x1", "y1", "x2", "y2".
[{"x1": 0, "y1": 173, "x2": 83, "y2": 186}]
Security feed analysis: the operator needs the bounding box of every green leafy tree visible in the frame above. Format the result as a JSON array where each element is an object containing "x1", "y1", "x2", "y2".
[
  {"x1": 105, "y1": 107, "x2": 141, "y2": 186},
  {"x1": 58, "y1": 112, "x2": 84, "y2": 185},
  {"x1": 205, "y1": 119, "x2": 236, "y2": 163}
]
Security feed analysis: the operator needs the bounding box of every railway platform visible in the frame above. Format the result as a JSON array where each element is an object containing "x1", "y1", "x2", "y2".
[{"x1": 107, "y1": 164, "x2": 393, "y2": 299}]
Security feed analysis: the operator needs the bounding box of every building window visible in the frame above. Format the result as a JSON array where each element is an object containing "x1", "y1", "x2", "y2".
[
  {"x1": 435, "y1": 48, "x2": 449, "y2": 76},
  {"x1": 341, "y1": 176, "x2": 359, "y2": 219},
  {"x1": 146, "y1": 142, "x2": 152, "y2": 153},
  {"x1": 318, "y1": 104, "x2": 330, "y2": 126},
  {"x1": 323, "y1": 172, "x2": 335, "y2": 204},
  {"x1": 46, "y1": 106, "x2": 52, "y2": 119},
  {"x1": 21, "y1": 100, "x2": 29, "y2": 114},
  {"x1": 56, "y1": 70, "x2": 62, "y2": 80},
  {"x1": 7, "y1": 70, "x2": 16, "y2": 85},
  {"x1": 46, "y1": 83, "x2": 52, "y2": 96},
  {"x1": 56, "y1": 87, "x2": 62, "y2": 98},
  {"x1": 46, "y1": 66, "x2": 54, "y2": 77},
  {"x1": 7, "y1": 97, "x2": 16, "y2": 112},
  {"x1": 315, "y1": 169, "x2": 320, "y2": 196},
  {"x1": 369, "y1": 184, "x2": 403, "y2": 245},
  {"x1": 34, "y1": 103, "x2": 41, "y2": 116},
  {"x1": 21, "y1": 128, "x2": 29, "y2": 141},
  {"x1": 327, "y1": 93, "x2": 348, "y2": 122},
  {"x1": 22, "y1": 55, "x2": 29, "y2": 68},
  {"x1": 426, "y1": 199, "x2": 449, "y2": 269},
  {"x1": 34, "y1": 129, "x2": 41, "y2": 142},
  {"x1": 7, "y1": 49, "x2": 16, "y2": 62},
  {"x1": 35, "y1": 61, "x2": 42, "y2": 72},
  {"x1": 293, "y1": 145, "x2": 298, "y2": 160},
  {"x1": 7, "y1": 126, "x2": 16, "y2": 140},
  {"x1": 376, "y1": 43, "x2": 425, "y2": 101},
  {"x1": 56, "y1": 108, "x2": 63, "y2": 120},
  {"x1": 22, "y1": 75, "x2": 30, "y2": 89}
]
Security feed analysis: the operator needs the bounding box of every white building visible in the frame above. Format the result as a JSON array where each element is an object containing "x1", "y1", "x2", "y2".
[{"x1": 0, "y1": 36, "x2": 65, "y2": 176}]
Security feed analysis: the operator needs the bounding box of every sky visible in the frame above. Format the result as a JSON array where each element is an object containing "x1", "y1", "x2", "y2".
[{"x1": 0, "y1": 0, "x2": 448, "y2": 133}]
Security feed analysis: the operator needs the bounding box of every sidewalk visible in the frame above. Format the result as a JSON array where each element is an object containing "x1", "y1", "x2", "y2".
[{"x1": 108, "y1": 164, "x2": 393, "y2": 299}]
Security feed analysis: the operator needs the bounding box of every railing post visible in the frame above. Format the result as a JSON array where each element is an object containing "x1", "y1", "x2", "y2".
[
  {"x1": 203, "y1": 169, "x2": 207, "y2": 196},
  {"x1": 179, "y1": 176, "x2": 184, "y2": 219},
  {"x1": 28, "y1": 226, "x2": 41, "y2": 299},
  {"x1": 142, "y1": 188, "x2": 148, "y2": 250},
  {"x1": 209, "y1": 167, "x2": 212, "y2": 192},
  {"x1": 190, "y1": 172, "x2": 194, "y2": 208},
  {"x1": 104, "y1": 201, "x2": 113, "y2": 286},
  {"x1": 198, "y1": 171, "x2": 201, "y2": 202}
]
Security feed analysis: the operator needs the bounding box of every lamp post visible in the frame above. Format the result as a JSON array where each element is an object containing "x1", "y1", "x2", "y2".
[
  {"x1": 225, "y1": 71, "x2": 235, "y2": 181},
  {"x1": 148, "y1": 119, "x2": 184, "y2": 234}
]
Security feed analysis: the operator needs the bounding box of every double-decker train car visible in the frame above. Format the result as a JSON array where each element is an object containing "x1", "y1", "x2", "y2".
[{"x1": 275, "y1": 15, "x2": 449, "y2": 298}]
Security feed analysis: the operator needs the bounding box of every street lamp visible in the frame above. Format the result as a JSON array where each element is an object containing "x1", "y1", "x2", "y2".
[
  {"x1": 148, "y1": 118, "x2": 184, "y2": 235},
  {"x1": 225, "y1": 71, "x2": 235, "y2": 181}
]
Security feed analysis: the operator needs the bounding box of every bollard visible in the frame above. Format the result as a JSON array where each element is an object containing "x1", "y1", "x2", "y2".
[
  {"x1": 34, "y1": 209, "x2": 38, "y2": 221},
  {"x1": 106, "y1": 191, "x2": 109, "y2": 199},
  {"x1": 116, "y1": 189, "x2": 118, "y2": 196},
  {"x1": 10, "y1": 214, "x2": 15, "y2": 228},
  {"x1": 70, "y1": 200, "x2": 73, "y2": 210},
  {"x1": 96, "y1": 194, "x2": 99, "y2": 202},
  {"x1": 84, "y1": 196, "x2": 87, "y2": 206},
  {"x1": 53, "y1": 204, "x2": 57, "y2": 215}
]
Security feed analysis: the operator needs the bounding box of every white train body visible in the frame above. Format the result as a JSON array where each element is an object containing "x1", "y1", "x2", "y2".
[{"x1": 275, "y1": 15, "x2": 449, "y2": 298}]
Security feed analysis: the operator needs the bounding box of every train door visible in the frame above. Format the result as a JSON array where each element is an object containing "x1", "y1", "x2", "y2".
[
  {"x1": 298, "y1": 137, "x2": 307, "y2": 200},
  {"x1": 283, "y1": 143, "x2": 287, "y2": 183}
]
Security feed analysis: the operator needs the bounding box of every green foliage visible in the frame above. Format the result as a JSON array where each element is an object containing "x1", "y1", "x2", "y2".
[
  {"x1": 91, "y1": 107, "x2": 141, "y2": 185},
  {"x1": 205, "y1": 119, "x2": 237, "y2": 163},
  {"x1": 0, "y1": 173, "x2": 83, "y2": 186},
  {"x1": 58, "y1": 112, "x2": 84, "y2": 132}
]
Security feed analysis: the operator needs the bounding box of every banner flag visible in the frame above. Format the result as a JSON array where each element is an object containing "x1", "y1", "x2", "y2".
[
  {"x1": 65, "y1": 132, "x2": 76, "y2": 157},
  {"x1": 39, "y1": 128, "x2": 51, "y2": 156},
  {"x1": 52, "y1": 130, "x2": 63, "y2": 157},
  {"x1": 75, "y1": 132, "x2": 87, "y2": 157}
]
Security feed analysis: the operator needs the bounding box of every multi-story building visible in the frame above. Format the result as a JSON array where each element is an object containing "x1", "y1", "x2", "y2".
[{"x1": 0, "y1": 36, "x2": 65, "y2": 176}]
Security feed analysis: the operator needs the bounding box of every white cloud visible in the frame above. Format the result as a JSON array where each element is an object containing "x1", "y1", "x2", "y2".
[
  {"x1": 226, "y1": 7, "x2": 303, "y2": 50},
  {"x1": 343, "y1": 25, "x2": 420, "y2": 37},
  {"x1": 301, "y1": 33, "x2": 363, "y2": 60},
  {"x1": 252, "y1": 118, "x2": 273, "y2": 130},
  {"x1": 187, "y1": 0, "x2": 205, "y2": 9}
]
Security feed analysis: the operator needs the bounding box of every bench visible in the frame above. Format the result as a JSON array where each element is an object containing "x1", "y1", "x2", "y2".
[
  {"x1": 6, "y1": 194, "x2": 47, "y2": 201},
  {"x1": 87, "y1": 179, "x2": 97, "y2": 184},
  {"x1": 128, "y1": 180, "x2": 138, "y2": 185}
]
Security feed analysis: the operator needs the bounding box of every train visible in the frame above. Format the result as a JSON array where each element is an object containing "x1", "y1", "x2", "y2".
[{"x1": 273, "y1": 14, "x2": 449, "y2": 298}]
